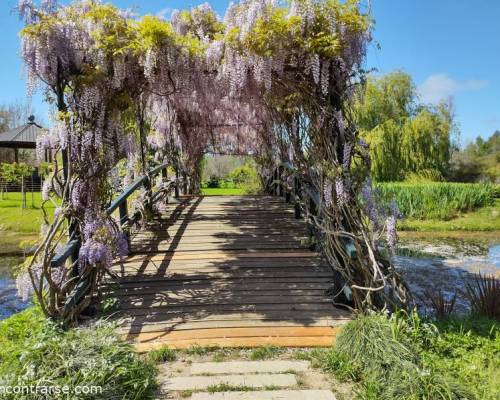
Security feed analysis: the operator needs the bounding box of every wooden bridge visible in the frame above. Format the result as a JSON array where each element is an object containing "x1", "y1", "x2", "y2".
[{"x1": 105, "y1": 194, "x2": 351, "y2": 352}]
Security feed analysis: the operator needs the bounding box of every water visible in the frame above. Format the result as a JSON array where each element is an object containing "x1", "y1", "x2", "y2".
[
  {"x1": 394, "y1": 236, "x2": 500, "y2": 313},
  {"x1": 0, "y1": 256, "x2": 30, "y2": 320}
]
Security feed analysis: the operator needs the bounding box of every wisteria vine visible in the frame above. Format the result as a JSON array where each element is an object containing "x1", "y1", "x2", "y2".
[{"x1": 17, "y1": 0, "x2": 409, "y2": 320}]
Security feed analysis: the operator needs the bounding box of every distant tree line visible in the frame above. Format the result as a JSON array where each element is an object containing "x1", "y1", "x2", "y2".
[{"x1": 450, "y1": 131, "x2": 499, "y2": 183}]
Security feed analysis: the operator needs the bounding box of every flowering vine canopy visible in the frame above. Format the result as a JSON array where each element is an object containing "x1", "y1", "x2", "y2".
[{"x1": 17, "y1": 0, "x2": 408, "y2": 321}]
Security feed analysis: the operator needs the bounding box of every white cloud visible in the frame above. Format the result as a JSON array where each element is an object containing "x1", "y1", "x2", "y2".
[
  {"x1": 156, "y1": 7, "x2": 172, "y2": 20},
  {"x1": 418, "y1": 74, "x2": 488, "y2": 103}
]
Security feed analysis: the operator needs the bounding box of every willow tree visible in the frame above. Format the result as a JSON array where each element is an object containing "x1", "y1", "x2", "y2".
[{"x1": 17, "y1": 0, "x2": 410, "y2": 321}]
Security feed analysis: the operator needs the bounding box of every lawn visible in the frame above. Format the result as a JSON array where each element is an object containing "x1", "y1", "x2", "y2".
[
  {"x1": 0, "y1": 192, "x2": 55, "y2": 234},
  {"x1": 201, "y1": 187, "x2": 246, "y2": 196}
]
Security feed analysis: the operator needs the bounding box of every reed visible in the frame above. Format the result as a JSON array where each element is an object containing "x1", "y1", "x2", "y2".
[{"x1": 376, "y1": 182, "x2": 497, "y2": 220}]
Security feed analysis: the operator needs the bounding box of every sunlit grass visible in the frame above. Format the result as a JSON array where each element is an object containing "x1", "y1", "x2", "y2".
[
  {"x1": 201, "y1": 188, "x2": 246, "y2": 196},
  {"x1": 0, "y1": 192, "x2": 55, "y2": 234}
]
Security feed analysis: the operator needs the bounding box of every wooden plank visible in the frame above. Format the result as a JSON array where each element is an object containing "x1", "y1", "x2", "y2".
[
  {"x1": 119, "y1": 318, "x2": 346, "y2": 334},
  {"x1": 102, "y1": 281, "x2": 331, "y2": 290},
  {"x1": 135, "y1": 336, "x2": 336, "y2": 352},
  {"x1": 115, "y1": 309, "x2": 348, "y2": 321},
  {"x1": 111, "y1": 265, "x2": 331, "y2": 275},
  {"x1": 128, "y1": 326, "x2": 337, "y2": 342},
  {"x1": 115, "y1": 295, "x2": 333, "y2": 308},
  {"x1": 117, "y1": 250, "x2": 322, "y2": 263},
  {"x1": 105, "y1": 288, "x2": 328, "y2": 297},
  {"x1": 117, "y1": 302, "x2": 338, "y2": 313}
]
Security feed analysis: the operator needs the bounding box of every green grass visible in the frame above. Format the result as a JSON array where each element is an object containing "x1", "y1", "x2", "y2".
[
  {"x1": 249, "y1": 346, "x2": 283, "y2": 360},
  {"x1": 400, "y1": 198, "x2": 500, "y2": 231},
  {"x1": 201, "y1": 187, "x2": 246, "y2": 196},
  {"x1": 0, "y1": 192, "x2": 55, "y2": 234},
  {"x1": 311, "y1": 313, "x2": 499, "y2": 400},
  {"x1": 377, "y1": 182, "x2": 497, "y2": 220},
  {"x1": 0, "y1": 307, "x2": 158, "y2": 399},
  {"x1": 148, "y1": 346, "x2": 177, "y2": 363}
]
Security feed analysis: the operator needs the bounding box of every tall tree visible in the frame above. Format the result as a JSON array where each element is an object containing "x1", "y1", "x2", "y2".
[{"x1": 355, "y1": 71, "x2": 456, "y2": 181}]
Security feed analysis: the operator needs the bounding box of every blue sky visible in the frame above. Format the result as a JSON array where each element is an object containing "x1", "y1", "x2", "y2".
[{"x1": 1, "y1": 0, "x2": 498, "y2": 145}]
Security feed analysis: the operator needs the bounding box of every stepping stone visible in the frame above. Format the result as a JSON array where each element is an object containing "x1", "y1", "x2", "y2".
[
  {"x1": 163, "y1": 374, "x2": 297, "y2": 391},
  {"x1": 190, "y1": 361, "x2": 310, "y2": 375},
  {"x1": 190, "y1": 390, "x2": 336, "y2": 399}
]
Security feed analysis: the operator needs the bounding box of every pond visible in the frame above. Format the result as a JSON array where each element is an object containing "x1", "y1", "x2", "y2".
[
  {"x1": 0, "y1": 256, "x2": 30, "y2": 320},
  {"x1": 394, "y1": 235, "x2": 500, "y2": 314},
  {"x1": 0, "y1": 235, "x2": 498, "y2": 320}
]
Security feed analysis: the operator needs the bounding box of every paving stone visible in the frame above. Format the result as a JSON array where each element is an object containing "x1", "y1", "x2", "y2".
[
  {"x1": 190, "y1": 361, "x2": 310, "y2": 375},
  {"x1": 190, "y1": 390, "x2": 336, "y2": 400},
  {"x1": 163, "y1": 374, "x2": 297, "y2": 391}
]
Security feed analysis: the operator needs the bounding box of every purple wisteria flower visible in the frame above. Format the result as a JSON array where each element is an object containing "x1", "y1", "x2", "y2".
[
  {"x1": 79, "y1": 239, "x2": 113, "y2": 268},
  {"x1": 343, "y1": 143, "x2": 352, "y2": 169},
  {"x1": 386, "y1": 215, "x2": 397, "y2": 251},
  {"x1": 361, "y1": 179, "x2": 380, "y2": 229},
  {"x1": 323, "y1": 180, "x2": 333, "y2": 206},
  {"x1": 335, "y1": 178, "x2": 349, "y2": 207}
]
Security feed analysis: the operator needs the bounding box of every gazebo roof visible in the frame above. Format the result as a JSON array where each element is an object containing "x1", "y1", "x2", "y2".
[{"x1": 0, "y1": 116, "x2": 45, "y2": 149}]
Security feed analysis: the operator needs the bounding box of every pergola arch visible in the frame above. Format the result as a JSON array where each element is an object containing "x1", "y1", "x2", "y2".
[{"x1": 17, "y1": 0, "x2": 409, "y2": 321}]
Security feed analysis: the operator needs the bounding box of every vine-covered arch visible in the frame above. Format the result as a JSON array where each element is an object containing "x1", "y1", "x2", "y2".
[{"x1": 17, "y1": 0, "x2": 409, "y2": 321}]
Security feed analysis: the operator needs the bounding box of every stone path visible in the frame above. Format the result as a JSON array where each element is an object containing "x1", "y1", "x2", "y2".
[{"x1": 158, "y1": 359, "x2": 337, "y2": 399}]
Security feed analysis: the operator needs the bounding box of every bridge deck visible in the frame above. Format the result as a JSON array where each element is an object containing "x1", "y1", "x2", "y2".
[{"x1": 107, "y1": 195, "x2": 351, "y2": 352}]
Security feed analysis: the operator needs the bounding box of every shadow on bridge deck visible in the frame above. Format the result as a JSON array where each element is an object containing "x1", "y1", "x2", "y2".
[{"x1": 105, "y1": 195, "x2": 351, "y2": 352}]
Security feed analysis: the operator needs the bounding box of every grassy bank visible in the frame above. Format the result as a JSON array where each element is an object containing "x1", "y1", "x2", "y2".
[
  {"x1": 0, "y1": 307, "x2": 157, "y2": 399},
  {"x1": 399, "y1": 198, "x2": 500, "y2": 231}
]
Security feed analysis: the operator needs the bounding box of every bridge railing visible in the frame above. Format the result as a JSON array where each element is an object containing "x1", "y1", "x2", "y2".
[
  {"x1": 269, "y1": 161, "x2": 356, "y2": 303},
  {"x1": 49, "y1": 162, "x2": 190, "y2": 318},
  {"x1": 50, "y1": 162, "x2": 184, "y2": 269},
  {"x1": 268, "y1": 161, "x2": 321, "y2": 245}
]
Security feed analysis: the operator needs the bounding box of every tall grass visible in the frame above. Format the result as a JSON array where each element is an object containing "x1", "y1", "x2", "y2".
[
  {"x1": 376, "y1": 182, "x2": 497, "y2": 220},
  {"x1": 0, "y1": 307, "x2": 157, "y2": 400}
]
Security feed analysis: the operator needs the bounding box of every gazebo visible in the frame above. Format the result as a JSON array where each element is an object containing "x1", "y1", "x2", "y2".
[{"x1": 0, "y1": 115, "x2": 47, "y2": 162}]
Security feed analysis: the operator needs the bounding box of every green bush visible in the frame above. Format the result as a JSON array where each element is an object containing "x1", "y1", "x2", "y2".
[
  {"x1": 316, "y1": 313, "x2": 492, "y2": 399},
  {"x1": 0, "y1": 307, "x2": 157, "y2": 400},
  {"x1": 376, "y1": 182, "x2": 497, "y2": 220}
]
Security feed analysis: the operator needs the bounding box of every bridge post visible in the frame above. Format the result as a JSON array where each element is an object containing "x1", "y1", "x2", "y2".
[
  {"x1": 275, "y1": 168, "x2": 281, "y2": 196},
  {"x1": 294, "y1": 176, "x2": 301, "y2": 219},
  {"x1": 279, "y1": 166, "x2": 285, "y2": 199},
  {"x1": 118, "y1": 201, "x2": 130, "y2": 243},
  {"x1": 175, "y1": 167, "x2": 180, "y2": 199},
  {"x1": 285, "y1": 174, "x2": 291, "y2": 203},
  {"x1": 161, "y1": 167, "x2": 168, "y2": 204},
  {"x1": 182, "y1": 172, "x2": 188, "y2": 195}
]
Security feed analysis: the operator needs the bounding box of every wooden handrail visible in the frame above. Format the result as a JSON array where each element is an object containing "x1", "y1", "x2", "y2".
[{"x1": 50, "y1": 162, "x2": 172, "y2": 268}]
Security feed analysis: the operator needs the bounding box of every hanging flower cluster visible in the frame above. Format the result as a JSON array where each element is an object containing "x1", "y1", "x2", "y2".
[{"x1": 17, "y1": 0, "x2": 408, "y2": 319}]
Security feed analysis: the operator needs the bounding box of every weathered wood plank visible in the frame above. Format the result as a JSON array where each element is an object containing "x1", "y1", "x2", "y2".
[{"x1": 103, "y1": 195, "x2": 349, "y2": 349}]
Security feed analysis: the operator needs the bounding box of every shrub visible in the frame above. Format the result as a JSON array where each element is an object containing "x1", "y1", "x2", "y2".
[
  {"x1": 0, "y1": 308, "x2": 157, "y2": 400},
  {"x1": 334, "y1": 313, "x2": 418, "y2": 378},
  {"x1": 324, "y1": 313, "x2": 476, "y2": 399},
  {"x1": 380, "y1": 367, "x2": 474, "y2": 400}
]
